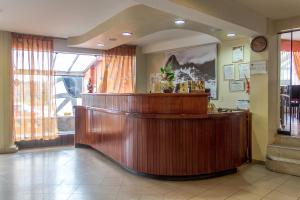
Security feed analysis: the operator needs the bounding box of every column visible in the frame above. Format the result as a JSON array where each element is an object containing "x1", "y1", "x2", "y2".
[{"x1": 0, "y1": 31, "x2": 18, "y2": 153}]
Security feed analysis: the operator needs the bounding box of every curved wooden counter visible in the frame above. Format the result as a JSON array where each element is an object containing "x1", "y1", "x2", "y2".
[{"x1": 75, "y1": 93, "x2": 251, "y2": 179}]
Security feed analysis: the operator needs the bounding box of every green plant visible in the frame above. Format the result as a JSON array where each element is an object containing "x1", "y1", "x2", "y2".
[{"x1": 160, "y1": 64, "x2": 175, "y2": 82}]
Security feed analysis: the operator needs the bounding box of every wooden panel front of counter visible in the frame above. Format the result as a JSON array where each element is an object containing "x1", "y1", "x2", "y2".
[{"x1": 75, "y1": 93, "x2": 251, "y2": 177}]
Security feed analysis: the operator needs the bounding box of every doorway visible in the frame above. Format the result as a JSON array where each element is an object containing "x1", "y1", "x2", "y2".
[{"x1": 279, "y1": 30, "x2": 300, "y2": 137}]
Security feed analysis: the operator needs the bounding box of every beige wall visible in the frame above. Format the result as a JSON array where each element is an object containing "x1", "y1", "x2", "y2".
[
  {"x1": 0, "y1": 31, "x2": 17, "y2": 153},
  {"x1": 144, "y1": 40, "x2": 250, "y2": 108},
  {"x1": 135, "y1": 47, "x2": 147, "y2": 93},
  {"x1": 249, "y1": 35, "x2": 279, "y2": 161},
  {"x1": 145, "y1": 52, "x2": 166, "y2": 91},
  {"x1": 212, "y1": 38, "x2": 250, "y2": 108}
]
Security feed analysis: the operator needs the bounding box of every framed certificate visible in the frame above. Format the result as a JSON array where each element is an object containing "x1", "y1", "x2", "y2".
[
  {"x1": 238, "y1": 63, "x2": 250, "y2": 79},
  {"x1": 223, "y1": 64, "x2": 234, "y2": 80},
  {"x1": 229, "y1": 80, "x2": 245, "y2": 92},
  {"x1": 232, "y1": 46, "x2": 244, "y2": 63}
]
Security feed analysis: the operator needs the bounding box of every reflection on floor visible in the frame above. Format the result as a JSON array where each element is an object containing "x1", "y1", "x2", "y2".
[{"x1": 0, "y1": 147, "x2": 300, "y2": 200}]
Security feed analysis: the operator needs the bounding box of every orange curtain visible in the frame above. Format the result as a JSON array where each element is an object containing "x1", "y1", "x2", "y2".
[
  {"x1": 294, "y1": 52, "x2": 300, "y2": 79},
  {"x1": 97, "y1": 46, "x2": 136, "y2": 93},
  {"x1": 12, "y1": 33, "x2": 58, "y2": 141},
  {"x1": 281, "y1": 39, "x2": 300, "y2": 80}
]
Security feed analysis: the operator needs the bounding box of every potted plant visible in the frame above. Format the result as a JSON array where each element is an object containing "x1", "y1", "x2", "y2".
[{"x1": 160, "y1": 64, "x2": 175, "y2": 93}]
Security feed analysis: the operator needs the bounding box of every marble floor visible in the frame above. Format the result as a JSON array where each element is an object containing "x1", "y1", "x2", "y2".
[{"x1": 0, "y1": 147, "x2": 300, "y2": 200}]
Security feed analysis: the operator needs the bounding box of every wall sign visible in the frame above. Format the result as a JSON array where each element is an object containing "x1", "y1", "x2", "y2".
[{"x1": 250, "y1": 61, "x2": 267, "y2": 74}]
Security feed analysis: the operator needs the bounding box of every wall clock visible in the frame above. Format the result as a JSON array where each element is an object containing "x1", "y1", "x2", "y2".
[{"x1": 251, "y1": 36, "x2": 268, "y2": 52}]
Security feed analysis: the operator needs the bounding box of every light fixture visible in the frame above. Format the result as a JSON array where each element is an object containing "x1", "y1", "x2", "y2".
[
  {"x1": 122, "y1": 32, "x2": 133, "y2": 36},
  {"x1": 96, "y1": 43, "x2": 104, "y2": 47},
  {"x1": 227, "y1": 33, "x2": 236, "y2": 38},
  {"x1": 174, "y1": 19, "x2": 185, "y2": 25}
]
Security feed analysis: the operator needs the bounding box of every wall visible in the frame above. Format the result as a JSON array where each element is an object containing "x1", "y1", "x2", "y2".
[
  {"x1": 135, "y1": 47, "x2": 147, "y2": 93},
  {"x1": 212, "y1": 38, "x2": 250, "y2": 108},
  {"x1": 145, "y1": 52, "x2": 166, "y2": 91},
  {"x1": 145, "y1": 39, "x2": 250, "y2": 108},
  {"x1": 0, "y1": 31, "x2": 17, "y2": 153},
  {"x1": 249, "y1": 35, "x2": 279, "y2": 161}
]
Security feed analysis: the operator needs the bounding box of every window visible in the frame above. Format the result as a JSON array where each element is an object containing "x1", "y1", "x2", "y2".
[
  {"x1": 53, "y1": 52, "x2": 98, "y2": 134},
  {"x1": 55, "y1": 76, "x2": 82, "y2": 117}
]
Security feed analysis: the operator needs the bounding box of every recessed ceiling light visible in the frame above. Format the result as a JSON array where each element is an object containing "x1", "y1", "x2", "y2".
[
  {"x1": 174, "y1": 19, "x2": 185, "y2": 25},
  {"x1": 122, "y1": 32, "x2": 133, "y2": 36},
  {"x1": 96, "y1": 43, "x2": 104, "y2": 47},
  {"x1": 227, "y1": 33, "x2": 236, "y2": 38}
]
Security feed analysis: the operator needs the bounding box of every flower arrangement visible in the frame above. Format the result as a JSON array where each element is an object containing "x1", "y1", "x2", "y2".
[{"x1": 160, "y1": 64, "x2": 175, "y2": 93}]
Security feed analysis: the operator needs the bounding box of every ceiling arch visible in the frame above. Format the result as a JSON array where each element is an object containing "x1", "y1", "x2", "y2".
[{"x1": 67, "y1": 5, "x2": 223, "y2": 50}]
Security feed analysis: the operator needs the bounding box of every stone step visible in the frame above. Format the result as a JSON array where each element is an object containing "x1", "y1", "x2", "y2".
[
  {"x1": 266, "y1": 138, "x2": 300, "y2": 176},
  {"x1": 268, "y1": 144, "x2": 300, "y2": 161},
  {"x1": 266, "y1": 156, "x2": 300, "y2": 176},
  {"x1": 275, "y1": 135, "x2": 300, "y2": 147}
]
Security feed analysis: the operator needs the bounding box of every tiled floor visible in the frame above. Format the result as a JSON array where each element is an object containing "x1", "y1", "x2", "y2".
[{"x1": 0, "y1": 147, "x2": 300, "y2": 200}]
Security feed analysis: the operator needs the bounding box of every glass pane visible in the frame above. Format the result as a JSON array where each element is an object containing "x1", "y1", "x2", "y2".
[
  {"x1": 291, "y1": 31, "x2": 300, "y2": 137},
  {"x1": 280, "y1": 32, "x2": 292, "y2": 134},
  {"x1": 55, "y1": 75, "x2": 83, "y2": 134},
  {"x1": 70, "y1": 55, "x2": 96, "y2": 72},
  {"x1": 55, "y1": 76, "x2": 82, "y2": 117},
  {"x1": 53, "y1": 53, "x2": 77, "y2": 72}
]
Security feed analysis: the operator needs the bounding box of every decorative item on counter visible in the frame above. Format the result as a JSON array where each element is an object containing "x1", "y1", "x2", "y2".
[
  {"x1": 178, "y1": 81, "x2": 189, "y2": 93},
  {"x1": 208, "y1": 102, "x2": 217, "y2": 112},
  {"x1": 190, "y1": 80, "x2": 205, "y2": 93},
  {"x1": 217, "y1": 108, "x2": 233, "y2": 113},
  {"x1": 160, "y1": 64, "x2": 175, "y2": 93},
  {"x1": 87, "y1": 78, "x2": 94, "y2": 93}
]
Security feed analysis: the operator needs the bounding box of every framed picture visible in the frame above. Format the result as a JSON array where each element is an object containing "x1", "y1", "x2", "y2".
[
  {"x1": 232, "y1": 46, "x2": 244, "y2": 63},
  {"x1": 238, "y1": 63, "x2": 250, "y2": 79},
  {"x1": 165, "y1": 44, "x2": 218, "y2": 99},
  {"x1": 223, "y1": 64, "x2": 234, "y2": 80},
  {"x1": 229, "y1": 80, "x2": 245, "y2": 92}
]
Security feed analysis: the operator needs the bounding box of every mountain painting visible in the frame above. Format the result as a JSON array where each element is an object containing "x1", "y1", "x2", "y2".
[{"x1": 165, "y1": 44, "x2": 217, "y2": 99}]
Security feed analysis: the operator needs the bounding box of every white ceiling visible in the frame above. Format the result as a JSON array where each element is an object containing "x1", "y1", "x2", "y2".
[
  {"x1": 233, "y1": 0, "x2": 300, "y2": 19},
  {"x1": 1, "y1": 0, "x2": 300, "y2": 49},
  {"x1": 129, "y1": 29, "x2": 202, "y2": 46},
  {"x1": 0, "y1": 0, "x2": 137, "y2": 38}
]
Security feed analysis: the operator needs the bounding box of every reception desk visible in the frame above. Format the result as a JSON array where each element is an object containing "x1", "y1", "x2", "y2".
[{"x1": 75, "y1": 93, "x2": 251, "y2": 179}]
